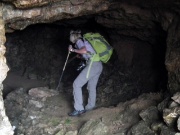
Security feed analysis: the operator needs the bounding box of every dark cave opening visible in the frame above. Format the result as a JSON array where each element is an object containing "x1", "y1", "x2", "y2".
[
  {"x1": 2, "y1": 17, "x2": 168, "y2": 106},
  {"x1": 151, "y1": 23, "x2": 168, "y2": 93}
]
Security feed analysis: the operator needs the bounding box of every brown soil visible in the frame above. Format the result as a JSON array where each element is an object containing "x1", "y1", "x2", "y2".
[
  {"x1": 3, "y1": 71, "x2": 163, "y2": 135},
  {"x1": 3, "y1": 71, "x2": 122, "y2": 134},
  {"x1": 2, "y1": 71, "x2": 47, "y2": 98}
]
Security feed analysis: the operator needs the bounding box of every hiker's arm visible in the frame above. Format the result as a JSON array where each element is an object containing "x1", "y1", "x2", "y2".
[
  {"x1": 69, "y1": 45, "x2": 87, "y2": 54},
  {"x1": 73, "y1": 46, "x2": 87, "y2": 54}
]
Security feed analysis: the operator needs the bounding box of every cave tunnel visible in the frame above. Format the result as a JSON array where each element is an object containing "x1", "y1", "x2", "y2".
[
  {"x1": 1, "y1": 0, "x2": 180, "y2": 134},
  {"x1": 3, "y1": 16, "x2": 168, "y2": 105}
]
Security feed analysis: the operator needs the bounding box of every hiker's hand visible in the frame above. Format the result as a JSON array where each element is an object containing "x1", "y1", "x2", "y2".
[{"x1": 68, "y1": 45, "x2": 74, "y2": 52}]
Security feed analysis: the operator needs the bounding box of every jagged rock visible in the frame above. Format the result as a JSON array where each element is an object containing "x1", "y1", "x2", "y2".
[
  {"x1": 157, "y1": 97, "x2": 170, "y2": 112},
  {"x1": 178, "y1": 117, "x2": 180, "y2": 131},
  {"x1": 4, "y1": 87, "x2": 29, "y2": 122},
  {"x1": 29, "y1": 99, "x2": 44, "y2": 108},
  {"x1": 102, "y1": 79, "x2": 113, "y2": 93},
  {"x1": 163, "y1": 107, "x2": 180, "y2": 127},
  {"x1": 151, "y1": 122, "x2": 164, "y2": 132},
  {"x1": 160, "y1": 125, "x2": 176, "y2": 135},
  {"x1": 54, "y1": 127, "x2": 66, "y2": 135},
  {"x1": 130, "y1": 121, "x2": 156, "y2": 135},
  {"x1": 169, "y1": 101, "x2": 179, "y2": 108},
  {"x1": 28, "y1": 87, "x2": 59, "y2": 99},
  {"x1": 2, "y1": 0, "x2": 110, "y2": 31},
  {"x1": 65, "y1": 130, "x2": 78, "y2": 135},
  {"x1": 172, "y1": 92, "x2": 180, "y2": 104},
  {"x1": 139, "y1": 106, "x2": 160, "y2": 125},
  {"x1": 112, "y1": 93, "x2": 162, "y2": 134},
  {"x1": 112, "y1": 109, "x2": 141, "y2": 134},
  {"x1": 78, "y1": 119, "x2": 109, "y2": 135}
]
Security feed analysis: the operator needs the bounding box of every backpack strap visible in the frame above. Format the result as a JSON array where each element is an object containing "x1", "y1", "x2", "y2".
[
  {"x1": 86, "y1": 54, "x2": 100, "y2": 79},
  {"x1": 82, "y1": 38, "x2": 100, "y2": 62},
  {"x1": 86, "y1": 56, "x2": 93, "y2": 79}
]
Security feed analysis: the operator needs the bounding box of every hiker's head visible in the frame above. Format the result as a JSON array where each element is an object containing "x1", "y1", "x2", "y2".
[{"x1": 70, "y1": 30, "x2": 82, "y2": 43}]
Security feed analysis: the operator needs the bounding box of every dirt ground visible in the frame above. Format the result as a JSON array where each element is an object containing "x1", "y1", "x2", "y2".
[
  {"x1": 3, "y1": 71, "x2": 118, "y2": 133},
  {"x1": 2, "y1": 71, "x2": 47, "y2": 98},
  {"x1": 3, "y1": 71, "x2": 163, "y2": 135}
]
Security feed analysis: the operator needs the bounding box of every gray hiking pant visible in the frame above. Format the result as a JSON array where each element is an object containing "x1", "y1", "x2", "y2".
[{"x1": 73, "y1": 61, "x2": 103, "y2": 111}]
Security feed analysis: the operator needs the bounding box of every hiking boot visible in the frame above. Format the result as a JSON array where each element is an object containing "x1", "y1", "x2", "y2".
[{"x1": 68, "y1": 110, "x2": 86, "y2": 116}]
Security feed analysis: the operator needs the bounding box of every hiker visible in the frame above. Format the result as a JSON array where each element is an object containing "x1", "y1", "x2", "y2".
[{"x1": 68, "y1": 30, "x2": 103, "y2": 116}]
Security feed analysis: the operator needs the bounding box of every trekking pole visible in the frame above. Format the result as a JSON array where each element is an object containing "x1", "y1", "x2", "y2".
[
  {"x1": 67, "y1": 55, "x2": 77, "y2": 64},
  {"x1": 56, "y1": 51, "x2": 71, "y2": 90}
]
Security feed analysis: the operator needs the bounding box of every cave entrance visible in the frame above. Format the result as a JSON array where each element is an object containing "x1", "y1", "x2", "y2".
[{"x1": 3, "y1": 16, "x2": 168, "y2": 106}]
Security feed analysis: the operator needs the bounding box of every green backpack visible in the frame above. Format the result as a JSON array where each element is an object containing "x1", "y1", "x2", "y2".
[{"x1": 83, "y1": 33, "x2": 113, "y2": 63}]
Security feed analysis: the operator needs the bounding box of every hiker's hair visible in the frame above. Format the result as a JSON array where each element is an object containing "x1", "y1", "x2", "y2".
[{"x1": 70, "y1": 30, "x2": 82, "y2": 43}]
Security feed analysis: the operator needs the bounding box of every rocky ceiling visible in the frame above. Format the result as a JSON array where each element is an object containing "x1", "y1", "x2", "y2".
[{"x1": 1, "y1": 0, "x2": 178, "y2": 32}]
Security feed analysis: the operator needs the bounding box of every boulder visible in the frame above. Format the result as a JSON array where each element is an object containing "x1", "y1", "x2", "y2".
[{"x1": 78, "y1": 119, "x2": 109, "y2": 135}]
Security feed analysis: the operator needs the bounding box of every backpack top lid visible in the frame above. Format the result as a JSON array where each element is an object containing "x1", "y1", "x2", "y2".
[{"x1": 83, "y1": 32, "x2": 113, "y2": 63}]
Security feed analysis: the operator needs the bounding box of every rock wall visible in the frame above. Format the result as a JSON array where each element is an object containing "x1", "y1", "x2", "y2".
[
  {"x1": 0, "y1": 0, "x2": 180, "y2": 134},
  {"x1": 4, "y1": 24, "x2": 68, "y2": 89},
  {"x1": 0, "y1": 4, "x2": 14, "y2": 135},
  {"x1": 166, "y1": 15, "x2": 180, "y2": 94}
]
